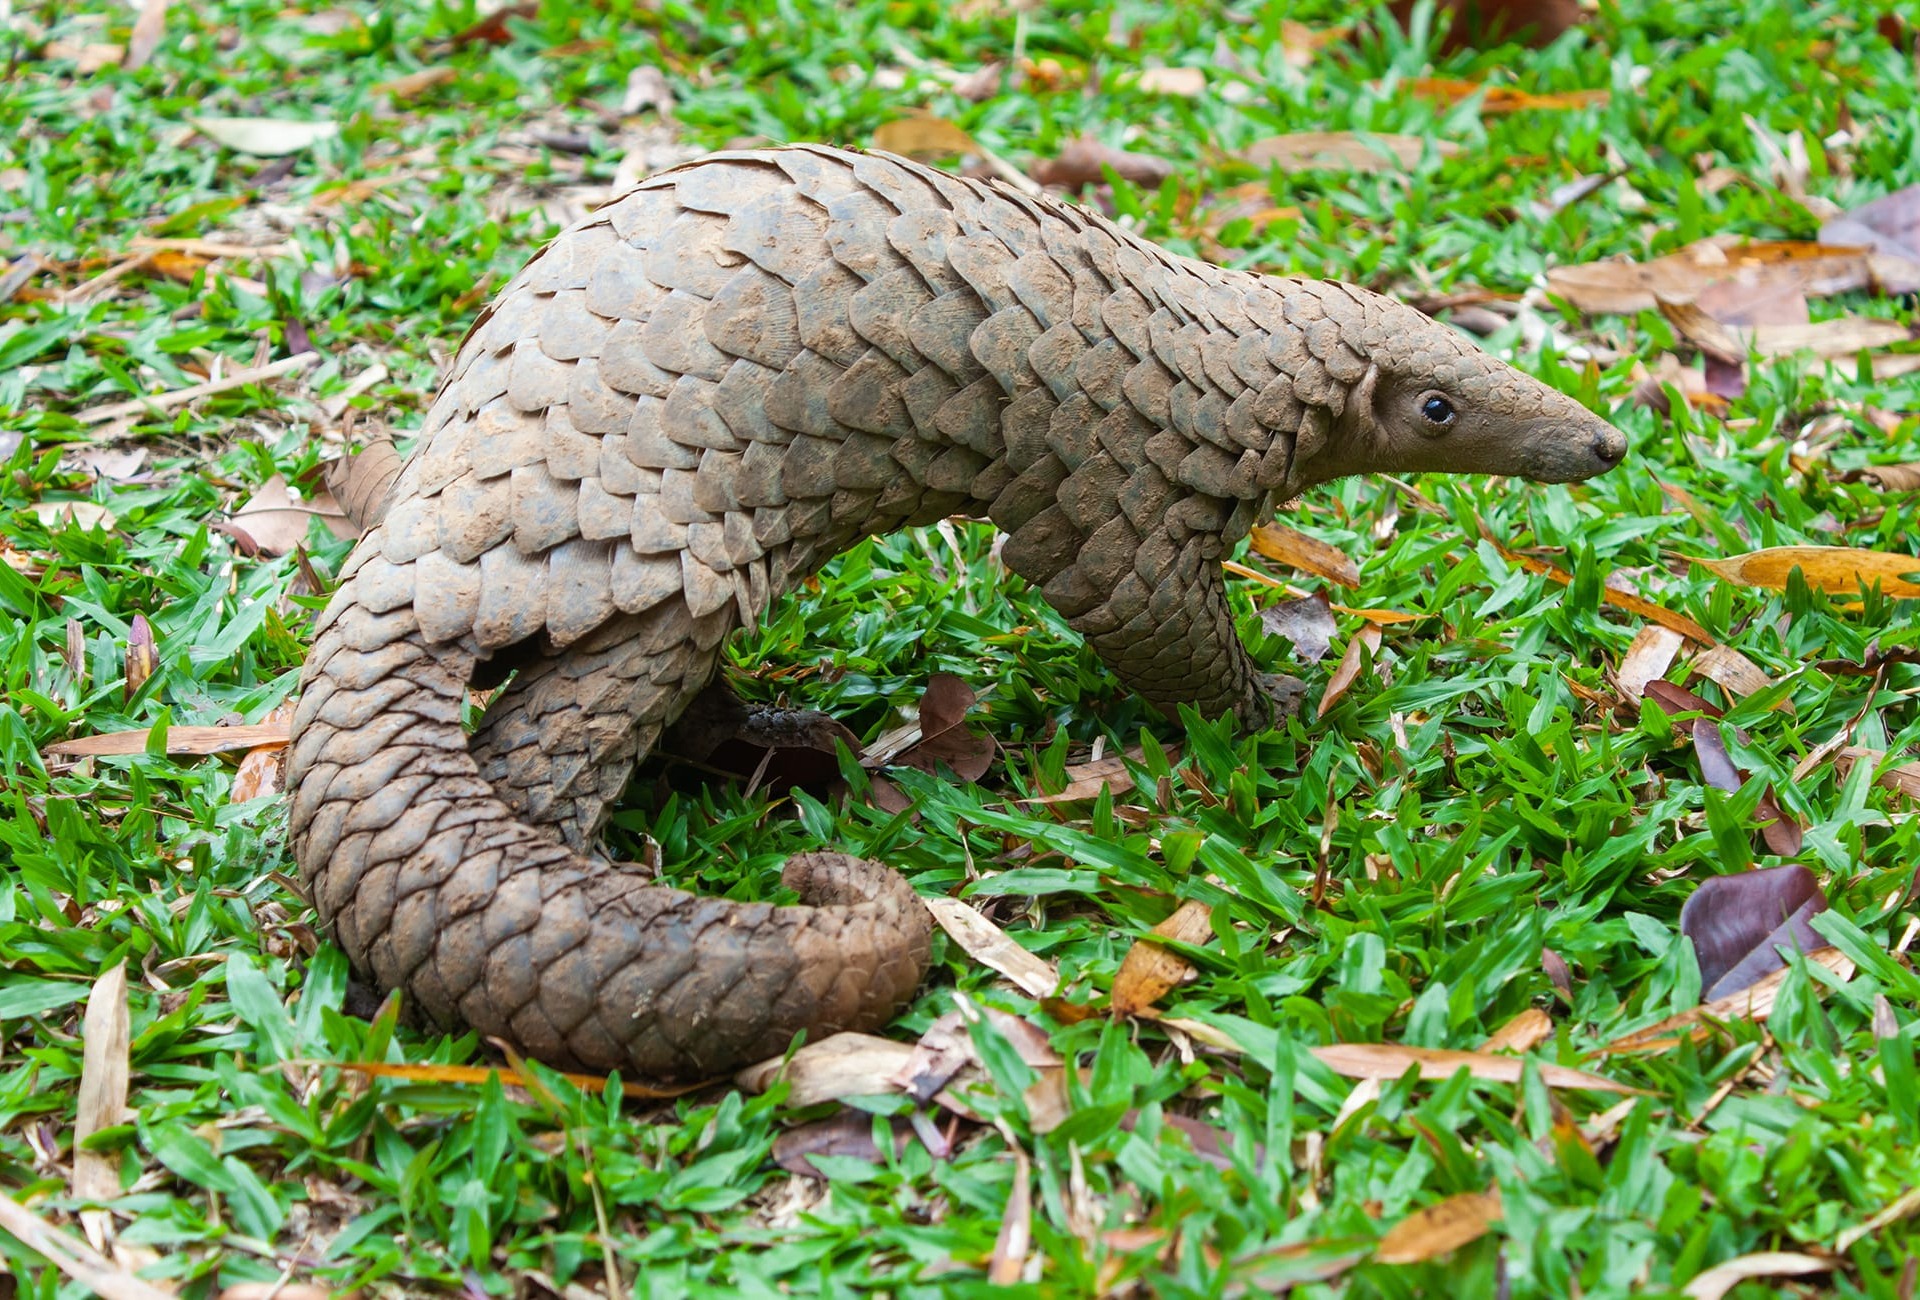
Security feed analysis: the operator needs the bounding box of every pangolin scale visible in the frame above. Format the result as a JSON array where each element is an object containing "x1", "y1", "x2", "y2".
[{"x1": 288, "y1": 145, "x2": 1623, "y2": 1078}]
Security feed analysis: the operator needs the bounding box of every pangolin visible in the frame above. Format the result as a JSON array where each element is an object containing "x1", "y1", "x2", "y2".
[{"x1": 287, "y1": 145, "x2": 1625, "y2": 1079}]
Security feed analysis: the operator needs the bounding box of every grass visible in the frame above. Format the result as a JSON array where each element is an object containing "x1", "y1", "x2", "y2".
[{"x1": 2, "y1": 0, "x2": 1918, "y2": 1295}]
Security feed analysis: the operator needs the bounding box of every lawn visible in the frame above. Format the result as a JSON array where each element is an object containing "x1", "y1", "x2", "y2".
[{"x1": 2, "y1": 0, "x2": 1918, "y2": 1296}]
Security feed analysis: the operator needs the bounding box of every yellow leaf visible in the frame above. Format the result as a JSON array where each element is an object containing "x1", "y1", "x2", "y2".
[
  {"x1": 1692, "y1": 546, "x2": 1920, "y2": 599},
  {"x1": 872, "y1": 115, "x2": 979, "y2": 159},
  {"x1": 1375, "y1": 1188, "x2": 1502, "y2": 1264}
]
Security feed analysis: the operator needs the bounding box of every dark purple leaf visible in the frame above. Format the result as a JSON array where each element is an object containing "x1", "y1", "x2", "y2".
[
  {"x1": 1690, "y1": 718, "x2": 1742, "y2": 792},
  {"x1": 1681, "y1": 864, "x2": 1829, "y2": 1001},
  {"x1": 773, "y1": 1110, "x2": 914, "y2": 1178}
]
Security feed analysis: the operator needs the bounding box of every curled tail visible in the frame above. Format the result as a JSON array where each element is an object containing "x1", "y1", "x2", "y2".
[{"x1": 286, "y1": 572, "x2": 931, "y2": 1079}]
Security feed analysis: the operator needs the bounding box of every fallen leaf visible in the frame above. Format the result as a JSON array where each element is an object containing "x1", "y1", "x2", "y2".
[
  {"x1": 1602, "y1": 947, "x2": 1854, "y2": 1053},
  {"x1": 1260, "y1": 592, "x2": 1337, "y2": 664},
  {"x1": 1241, "y1": 132, "x2": 1459, "y2": 174},
  {"x1": 1616, "y1": 624, "x2": 1685, "y2": 702},
  {"x1": 1692, "y1": 546, "x2": 1920, "y2": 599},
  {"x1": 1024, "y1": 743, "x2": 1171, "y2": 804},
  {"x1": 1682, "y1": 1252, "x2": 1831, "y2": 1300},
  {"x1": 1111, "y1": 900, "x2": 1214, "y2": 1016},
  {"x1": 1844, "y1": 461, "x2": 1920, "y2": 492},
  {"x1": 448, "y1": 2, "x2": 539, "y2": 48},
  {"x1": 773, "y1": 1110, "x2": 909, "y2": 1178},
  {"x1": 1820, "y1": 182, "x2": 1920, "y2": 295},
  {"x1": 1489, "y1": 540, "x2": 1715, "y2": 643},
  {"x1": 374, "y1": 66, "x2": 458, "y2": 99},
  {"x1": 229, "y1": 701, "x2": 296, "y2": 802},
  {"x1": 1133, "y1": 66, "x2": 1205, "y2": 96},
  {"x1": 1835, "y1": 1185, "x2": 1920, "y2": 1254},
  {"x1": 73, "y1": 963, "x2": 130, "y2": 1252},
  {"x1": 871, "y1": 115, "x2": 980, "y2": 160},
  {"x1": 1479, "y1": 1008, "x2": 1553, "y2": 1054},
  {"x1": 924, "y1": 896, "x2": 1059, "y2": 998},
  {"x1": 1248, "y1": 522, "x2": 1361, "y2": 587},
  {"x1": 1548, "y1": 239, "x2": 1873, "y2": 316},
  {"x1": 1833, "y1": 746, "x2": 1920, "y2": 801},
  {"x1": 988, "y1": 1147, "x2": 1033, "y2": 1283},
  {"x1": 1311, "y1": 1042, "x2": 1641, "y2": 1093},
  {"x1": 124, "y1": 0, "x2": 169, "y2": 71},
  {"x1": 44, "y1": 722, "x2": 290, "y2": 759},
  {"x1": 736, "y1": 1032, "x2": 917, "y2": 1107},
  {"x1": 1317, "y1": 622, "x2": 1383, "y2": 718},
  {"x1": 322, "y1": 439, "x2": 403, "y2": 534},
  {"x1": 220, "y1": 474, "x2": 355, "y2": 556},
  {"x1": 1404, "y1": 78, "x2": 1607, "y2": 113},
  {"x1": 895, "y1": 673, "x2": 994, "y2": 782},
  {"x1": 330, "y1": 1059, "x2": 689, "y2": 1099},
  {"x1": 621, "y1": 65, "x2": 674, "y2": 117},
  {"x1": 1687, "y1": 644, "x2": 1788, "y2": 711},
  {"x1": 1816, "y1": 644, "x2": 1920, "y2": 676},
  {"x1": 1374, "y1": 1188, "x2": 1503, "y2": 1264},
  {"x1": 192, "y1": 117, "x2": 340, "y2": 157},
  {"x1": 1682, "y1": 865, "x2": 1829, "y2": 1001},
  {"x1": 1028, "y1": 136, "x2": 1176, "y2": 189}
]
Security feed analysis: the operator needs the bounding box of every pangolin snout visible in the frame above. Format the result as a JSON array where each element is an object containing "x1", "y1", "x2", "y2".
[{"x1": 1591, "y1": 426, "x2": 1627, "y2": 469}]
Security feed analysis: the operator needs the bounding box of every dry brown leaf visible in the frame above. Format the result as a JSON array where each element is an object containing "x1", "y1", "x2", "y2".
[
  {"x1": 1374, "y1": 1188, "x2": 1503, "y2": 1264},
  {"x1": 1686, "y1": 644, "x2": 1779, "y2": 706},
  {"x1": 1845, "y1": 461, "x2": 1920, "y2": 491},
  {"x1": 45, "y1": 722, "x2": 290, "y2": 759},
  {"x1": 1492, "y1": 541, "x2": 1715, "y2": 644},
  {"x1": 448, "y1": 2, "x2": 539, "y2": 47},
  {"x1": 1404, "y1": 78, "x2": 1607, "y2": 113},
  {"x1": 1616, "y1": 624, "x2": 1685, "y2": 703},
  {"x1": 1111, "y1": 900, "x2": 1214, "y2": 1016},
  {"x1": 1241, "y1": 132, "x2": 1459, "y2": 174},
  {"x1": 1317, "y1": 622, "x2": 1383, "y2": 718},
  {"x1": 375, "y1": 66, "x2": 458, "y2": 99},
  {"x1": 221, "y1": 474, "x2": 355, "y2": 556},
  {"x1": 1693, "y1": 546, "x2": 1920, "y2": 599},
  {"x1": 871, "y1": 115, "x2": 979, "y2": 159},
  {"x1": 1134, "y1": 66, "x2": 1205, "y2": 96},
  {"x1": 229, "y1": 701, "x2": 296, "y2": 802},
  {"x1": 1833, "y1": 746, "x2": 1920, "y2": 801},
  {"x1": 989, "y1": 1147, "x2": 1033, "y2": 1284},
  {"x1": 1682, "y1": 1252, "x2": 1831, "y2": 1300},
  {"x1": 1028, "y1": 136, "x2": 1176, "y2": 190},
  {"x1": 1835, "y1": 1186, "x2": 1920, "y2": 1254},
  {"x1": 74, "y1": 963, "x2": 130, "y2": 1252},
  {"x1": 1248, "y1": 521, "x2": 1361, "y2": 587},
  {"x1": 772, "y1": 1110, "x2": 907, "y2": 1178},
  {"x1": 124, "y1": 0, "x2": 169, "y2": 71},
  {"x1": 1479, "y1": 1008, "x2": 1553, "y2": 1054},
  {"x1": 924, "y1": 896, "x2": 1059, "y2": 998},
  {"x1": 1602, "y1": 946, "x2": 1854, "y2": 1054},
  {"x1": 1260, "y1": 591, "x2": 1337, "y2": 664},
  {"x1": 1549, "y1": 239, "x2": 1873, "y2": 316},
  {"x1": 323, "y1": 440, "x2": 404, "y2": 535},
  {"x1": 330, "y1": 1059, "x2": 691, "y2": 1098},
  {"x1": 1312, "y1": 1042, "x2": 1642, "y2": 1093},
  {"x1": 895, "y1": 673, "x2": 994, "y2": 782},
  {"x1": 1820, "y1": 182, "x2": 1920, "y2": 295},
  {"x1": 735, "y1": 1032, "x2": 917, "y2": 1107},
  {"x1": 1024, "y1": 743, "x2": 1172, "y2": 804}
]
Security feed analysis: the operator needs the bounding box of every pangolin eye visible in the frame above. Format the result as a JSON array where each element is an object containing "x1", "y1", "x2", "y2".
[{"x1": 1421, "y1": 395, "x2": 1456, "y2": 426}]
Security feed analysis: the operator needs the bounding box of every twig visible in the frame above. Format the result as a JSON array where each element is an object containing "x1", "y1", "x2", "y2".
[
  {"x1": 77, "y1": 352, "x2": 319, "y2": 425},
  {"x1": 0, "y1": 1194, "x2": 175, "y2": 1300}
]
